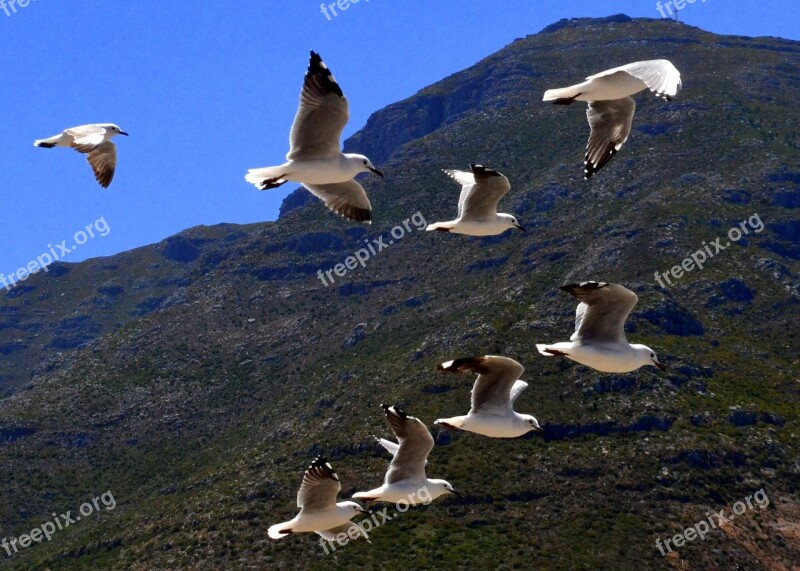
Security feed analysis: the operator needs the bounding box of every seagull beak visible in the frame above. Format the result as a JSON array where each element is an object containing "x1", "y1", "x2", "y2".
[
  {"x1": 532, "y1": 426, "x2": 543, "y2": 432},
  {"x1": 368, "y1": 167, "x2": 384, "y2": 178},
  {"x1": 358, "y1": 507, "x2": 369, "y2": 514},
  {"x1": 119, "y1": 131, "x2": 129, "y2": 136},
  {"x1": 516, "y1": 224, "x2": 526, "y2": 232},
  {"x1": 449, "y1": 488, "x2": 461, "y2": 497},
  {"x1": 653, "y1": 359, "x2": 666, "y2": 371}
]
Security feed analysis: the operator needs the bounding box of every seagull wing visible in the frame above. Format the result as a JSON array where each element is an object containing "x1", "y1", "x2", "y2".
[
  {"x1": 439, "y1": 356, "x2": 524, "y2": 415},
  {"x1": 287, "y1": 51, "x2": 349, "y2": 161},
  {"x1": 382, "y1": 405, "x2": 433, "y2": 485},
  {"x1": 297, "y1": 457, "x2": 341, "y2": 513},
  {"x1": 619, "y1": 60, "x2": 682, "y2": 100},
  {"x1": 67, "y1": 124, "x2": 107, "y2": 153},
  {"x1": 561, "y1": 282, "x2": 638, "y2": 344},
  {"x1": 584, "y1": 97, "x2": 635, "y2": 179},
  {"x1": 303, "y1": 180, "x2": 372, "y2": 223},
  {"x1": 455, "y1": 165, "x2": 511, "y2": 222},
  {"x1": 84, "y1": 141, "x2": 118, "y2": 188}
]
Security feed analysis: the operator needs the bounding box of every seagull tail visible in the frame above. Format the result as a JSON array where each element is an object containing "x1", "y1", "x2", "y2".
[
  {"x1": 268, "y1": 522, "x2": 293, "y2": 540},
  {"x1": 245, "y1": 166, "x2": 288, "y2": 186},
  {"x1": 426, "y1": 222, "x2": 455, "y2": 232},
  {"x1": 542, "y1": 85, "x2": 582, "y2": 104},
  {"x1": 34, "y1": 136, "x2": 60, "y2": 148},
  {"x1": 434, "y1": 417, "x2": 465, "y2": 429},
  {"x1": 536, "y1": 344, "x2": 557, "y2": 357}
]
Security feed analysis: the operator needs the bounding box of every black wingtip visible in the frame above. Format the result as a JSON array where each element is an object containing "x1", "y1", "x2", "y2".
[
  {"x1": 382, "y1": 404, "x2": 408, "y2": 419},
  {"x1": 307, "y1": 50, "x2": 344, "y2": 98},
  {"x1": 470, "y1": 164, "x2": 503, "y2": 178}
]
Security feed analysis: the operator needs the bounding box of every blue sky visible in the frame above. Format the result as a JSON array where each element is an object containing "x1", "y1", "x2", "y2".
[{"x1": 1, "y1": 0, "x2": 798, "y2": 277}]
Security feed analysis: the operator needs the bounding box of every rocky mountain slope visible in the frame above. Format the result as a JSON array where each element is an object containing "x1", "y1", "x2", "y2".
[{"x1": 1, "y1": 14, "x2": 798, "y2": 570}]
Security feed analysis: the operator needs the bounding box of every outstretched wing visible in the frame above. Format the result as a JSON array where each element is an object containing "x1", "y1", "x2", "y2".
[
  {"x1": 562, "y1": 281, "x2": 638, "y2": 344},
  {"x1": 287, "y1": 51, "x2": 349, "y2": 161}
]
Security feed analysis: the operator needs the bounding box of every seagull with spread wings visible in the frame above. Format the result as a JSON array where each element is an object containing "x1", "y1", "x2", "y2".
[
  {"x1": 353, "y1": 405, "x2": 457, "y2": 505},
  {"x1": 543, "y1": 60, "x2": 682, "y2": 178},
  {"x1": 536, "y1": 281, "x2": 667, "y2": 373},
  {"x1": 268, "y1": 457, "x2": 368, "y2": 541},
  {"x1": 435, "y1": 356, "x2": 541, "y2": 438},
  {"x1": 246, "y1": 51, "x2": 383, "y2": 223},
  {"x1": 426, "y1": 164, "x2": 524, "y2": 235},
  {"x1": 34, "y1": 123, "x2": 128, "y2": 188}
]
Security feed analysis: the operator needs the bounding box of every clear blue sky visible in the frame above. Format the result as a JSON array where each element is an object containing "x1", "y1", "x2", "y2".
[{"x1": 2, "y1": 0, "x2": 798, "y2": 277}]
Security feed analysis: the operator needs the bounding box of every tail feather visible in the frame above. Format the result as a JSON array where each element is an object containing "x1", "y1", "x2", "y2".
[
  {"x1": 434, "y1": 417, "x2": 465, "y2": 430},
  {"x1": 268, "y1": 522, "x2": 292, "y2": 540},
  {"x1": 34, "y1": 140, "x2": 57, "y2": 148},
  {"x1": 536, "y1": 344, "x2": 568, "y2": 357},
  {"x1": 245, "y1": 166, "x2": 288, "y2": 186},
  {"x1": 426, "y1": 222, "x2": 455, "y2": 232},
  {"x1": 543, "y1": 85, "x2": 582, "y2": 103}
]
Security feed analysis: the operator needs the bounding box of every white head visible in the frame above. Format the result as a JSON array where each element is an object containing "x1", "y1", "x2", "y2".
[
  {"x1": 522, "y1": 415, "x2": 542, "y2": 434},
  {"x1": 426, "y1": 479, "x2": 459, "y2": 501},
  {"x1": 633, "y1": 344, "x2": 666, "y2": 371},
  {"x1": 102, "y1": 124, "x2": 129, "y2": 137},
  {"x1": 339, "y1": 500, "x2": 368, "y2": 516},
  {"x1": 498, "y1": 213, "x2": 525, "y2": 232},
  {"x1": 345, "y1": 153, "x2": 383, "y2": 178}
]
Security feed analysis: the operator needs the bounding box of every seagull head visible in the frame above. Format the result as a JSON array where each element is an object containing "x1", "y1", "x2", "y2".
[
  {"x1": 498, "y1": 213, "x2": 525, "y2": 232},
  {"x1": 340, "y1": 500, "x2": 369, "y2": 515},
  {"x1": 347, "y1": 154, "x2": 383, "y2": 178},
  {"x1": 103, "y1": 124, "x2": 129, "y2": 137},
  {"x1": 635, "y1": 345, "x2": 666, "y2": 371},
  {"x1": 523, "y1": 415, "x2": 542, "y2": 433},
  {"x1": 428, "y1": 479, "x2": 459, "y2": 499}
]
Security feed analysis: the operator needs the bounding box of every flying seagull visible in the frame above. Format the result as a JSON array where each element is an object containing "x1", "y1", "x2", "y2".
[
  {"x1": 353, "y1": 405, "x2": 457, "y2": 505},
  {"x1": 34, "y1": 123, "x2": 128, "y2": 188},
  {"x1": 245, "y1": 51, "x2": 383, "y2": 223},
  {"x1": 426, "y1": 164, "x2": 524, "y2": 235},
  {"x1": 435, "y1": 356, "x2": 541, "y2": 438},
  {"x1": 268, "y1": 457, "x2": 369, "y2": 541},
  {"x1": 543, "y1": 60, "x2": 682, "y2": 178},
  {"x1": 536, "y1": 281, "x2": 667, "y2": 373}
]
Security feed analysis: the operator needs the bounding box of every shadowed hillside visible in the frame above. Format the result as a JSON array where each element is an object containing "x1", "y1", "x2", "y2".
[{"x1": 0, "y1": 15, "x2": 798, "y2": 570}]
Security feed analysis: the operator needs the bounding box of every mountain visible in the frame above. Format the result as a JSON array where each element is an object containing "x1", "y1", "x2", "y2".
[{"x1": 1, "y1": 14, "x2": 799, "y2": 570}]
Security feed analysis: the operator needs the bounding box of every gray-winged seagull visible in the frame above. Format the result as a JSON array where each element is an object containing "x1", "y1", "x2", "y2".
[
  {"x1": 536, "y1": 281, "x2": 667, "y2": 373},
  {"x1": 268, "y1": 457, "x2": 368, "y2": 541},
  {"x1": 435, "y1": 356, "x2": 541, "y2": 438},
  {"x1": 543, "y1": 60, "x2": 682, "y2": 178},
  {"x1": 246, "y1": 51, "x2": 383, "y2": 223},
  {"x1": 34, "y1": 123, "x2": 128, "y2": 188},
  {"x1": 426, "y1": 164, "x2": 524, "y2": 235},
  {"x1": 353, "y1": 405, "x2": 457, "y2": 505}
]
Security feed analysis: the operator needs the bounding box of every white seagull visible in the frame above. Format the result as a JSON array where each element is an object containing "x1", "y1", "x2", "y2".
[
  {"x1": 536, "y1": 281, "x2": 667, "y2": 373},
  {"x1": 34, "y1": 123, "x2": 129, "y2": 188},
  {"x1": 268, "y1": 457, "x2": 369, "y2": 541},
  {"x1": 434, "y1": 356, "x2": 541, "y2": 438},
  {"x1": 353, "y1": 405, "x2": 457, "y2": 505},
  {"x1": 245, "y1": 51, "x2": 383, "y2": 223},
  {"x1": 543, "y1": 60, "x2": 682, "y2": 178},
  {"x1": 426, "y1": 164, "x2": 524, "y2": 235}
]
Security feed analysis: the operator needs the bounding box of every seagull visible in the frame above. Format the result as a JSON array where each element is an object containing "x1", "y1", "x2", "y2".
[
  {"x1": 268, "y1": 457, "x2": 369, "y2": 541},
  {"x1": 245, "y1": 51, "x2": 383, "y2": 224},
  {"x1": 434, "y1": 356, "x2": 541, "y2": 438},
  {"x1": 353, "y1": 405, "x2": 457, "y2": 505},
  {"x1": 34, "y1": 123, "x2": 128, "y2": 188},
  {"x1": 542, "y1": 60, "x2": 682, "y2": 178},
  {"x1": 536, "y1": 281, "x2": 667, "y2": 373},
  {"x1": 426, "y1": 164, "x2": 524, "y2": 235}
]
